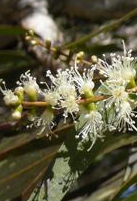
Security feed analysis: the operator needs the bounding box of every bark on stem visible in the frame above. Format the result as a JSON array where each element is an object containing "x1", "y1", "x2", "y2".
[{"x1": 22, "y1": 95, "x2": 109, "y2": 108}]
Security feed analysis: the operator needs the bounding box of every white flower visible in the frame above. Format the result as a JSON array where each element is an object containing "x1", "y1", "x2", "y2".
[
  {"x1": 17, "y1": 71, "x2": 40, "y2": 98},
  {"x1": 58, "y1": 79, "x2": 79, "y2": 121},
  {"x1": 28, "y1": 109, "x2": 55, "y2": 138},
  {"x1": 76, "y1": 110, "x2": 103, "y2": 149},
  {"x1": 0, "y1": 80, "x2": 19, "y2": 106},
  {"x1": 100, "y1": 81, "x2": 128, "y2": 111},
  {"x1": 59, "y1": 83, "x2": 79, "y2": 122},
  {"x1": 71, "y1": 66, "x2": 95, "y2": 95},
  {"x1": 98, "y1": 42, "x2": 136, "y2": 86},
  {"x1": 4, "y1": 91, "x2": 19, "y2": 106},
  {"x1": 15, "y1": 86, "x2": 24, "y2": 95},
  {"x1": 46, "y1": 69, "x2": 73, "y2": 90},
  {"x1": 46, "y1": 69, "x2": 76, "y2": 95},
  {"x1": 61, "y1": 95, "x2": 79, "y2": 122},
  {"x1": 114, "y1": 101, "x2": 137, "y2": 132},
  {"x1": 11, "y1": 110, "x2": 22, "y2": 120},
  {"x1": 46, "y1": 69, "x2": 79, "y2": 120},
  {"x1": 44, "y1": 90, "x2": 60, "y2": 106}
]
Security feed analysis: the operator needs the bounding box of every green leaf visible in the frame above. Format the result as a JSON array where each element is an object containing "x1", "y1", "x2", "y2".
[
  {"x1": 28, "y1": 182, "x2": 46, "y2": 201},
  {"x1": 72, "y1": 43, "x2": 120, "y2": 55},
  {"x1": 111, "y1": 173, "x2": 137, "y2": 201},
  {"x1": 0, "y1": 51, "x2": 30, "y2": 62},
  {"x1": 116, "y1": 191, "x2": 137, "y2": 201},
  {"x1": 0, "y1": 50, "x2": 35, "y2": 75},
  {"x1": 0, "y1": 124, "x2": 73, "y2": 201},
  {"x1": 0, "y1": 137, "x2": 59, "y2": 201},
  {"x1": 45, "y1": 128, "x2": 137, "y2": 201},
  {"x1": 0, "y1": 130, "x2": 40, "y2": 159},
  {"x1": 0, "y1": 26, "x2": 25, "y2": 36},
  {"x1": 62, "y1": 8, "x2": 137, "y2": 50}
]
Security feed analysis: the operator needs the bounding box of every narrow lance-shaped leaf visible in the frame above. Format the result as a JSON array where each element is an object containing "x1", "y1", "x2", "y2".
[
  {"x1": 111, "y1": 172, "x2": 137, "y2": 201},
  {"x1": 62, "y1": 8, "x2": 137, "y2": 50},
  {"x1": 44, "y1": 127, "x2": 137, "y2": 201},
  {"x1": 0, "y1": 26, "x2": 25, "y2": 36},
  {"x1": 0, "y1": 124, "x2": 73, "y2": 201},
  {"x1": 116, "y1": 191, "x2": 137, "y2": 201}
]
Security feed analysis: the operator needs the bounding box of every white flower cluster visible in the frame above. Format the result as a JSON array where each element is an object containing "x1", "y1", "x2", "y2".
[
  {"x1": 45, "y1": 68, "x2": 79, "y2": 122},
  {"x1": 1, "y1": 43, "x2": 137, "y2": 148},
  {"x1": 98, "y1": 42, "x2": 137, "y2": 132}
]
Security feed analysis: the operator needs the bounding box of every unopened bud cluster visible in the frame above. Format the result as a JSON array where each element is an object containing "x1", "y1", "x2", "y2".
[{"x1": 1, "y1": 42, "x2": 137, "y2": 149}]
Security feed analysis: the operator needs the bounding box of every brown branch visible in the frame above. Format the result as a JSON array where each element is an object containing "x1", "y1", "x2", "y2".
[
  {"x1": 77, "y1": 95, "x2": 109, "y2": 105},
  {"x1": 22, "y1": 95, "x2": 109, "y2": 108},
  {"x1": 81, "y1": 60, "x2": 92, "y2": 66},
  {"x1": 22, "y1": 101, "x2": 50, "y2": 108}
]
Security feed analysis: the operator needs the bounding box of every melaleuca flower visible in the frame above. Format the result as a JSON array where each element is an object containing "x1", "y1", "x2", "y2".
[
  {"x1": 76, "y1": 109, "x2": 103, "y2": 149},
  {"x1": 46, "y1": 69, "x2": 75, "y2": 96},
  {"x1": 44, "y1": 89, "x2": 60, "y2": 107},
  {"x1": 100, "y1": 81, "x2": 128, "y2": 111},
  {"x1": 46, "y1": 69, "x2": 79, "y2": 121},
  {"x1": 59, "y1": 81, "x2": 79, "y2": 122},
  {"x1": 98, "y1": 42, "x2": 136, "y2": 86},
  {"x1": 71, "y1": 66, "x2": 95, "y2": 96},
  {"x1": 60, "y1": 95, "x2": 79, "y2": 122},
  {"x1": 114, "y1": 101, "x2": 137, "y2": 132},
  {"x1": 17, "y1": 71, "x2": 40, "y2": 100},
  {"x1": 99, "y1": 81, "x2": 137, "y2": 132},
  {"x1": 0, "y1": 80, "x2": 19, "y2": 106},
  {"x1": 11, "y1": 105, "x2": 23, "y2": 120},
  {"x1": 46, "y1": 69, "x2": 72, "y2": 90},
  {"x1": 28, "y1": 109, "x2": 55, "y2": 137}
]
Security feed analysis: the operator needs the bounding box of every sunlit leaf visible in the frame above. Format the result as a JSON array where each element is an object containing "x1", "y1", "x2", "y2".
[
  {"x1": 0, "y1": 123, "x2": 74, "y2": 201},
  {"x1": 44, "y1": 127, "x2": 137, "y2": 201},
  {"x1": 111, "y1": 173, "x2": 137, "y2": 201},
  {"x1": 116, "y1": 190, "x2": 137, "y2": 201}
]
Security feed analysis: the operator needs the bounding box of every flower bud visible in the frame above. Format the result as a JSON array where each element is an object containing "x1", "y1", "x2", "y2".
[
  {"x1": 11, "y1": 111, "x2": 22, "y2": 120},
  {"x1": 11, "y1": 104, "x2": 23, "y2": 120},
  {"x1": 28, "y1": 29, "x2": 34, "y2": 36},
  {"x1": 24, "y1": 83, "x2": 39, "y2": 101},
  {"x1": 76, "y1": 51, "x2": 84, "y2": 63},
  {"x1": 91, "y1": 55, "x2": 98, "y2": 64},
  {"x1": 4, "y1": 92, "x2": 19, "y2": 106},
  {"x1": 17, "y1": 71, "x2": 39, "y2": 101},
  {"x1": 30, "y1": 40, "x2": 37, "y2": 46},
  {"x1": 15, "y1": 87, "x2": 24, "y2": 101},
  {"x1": 82, "y1": 82, "x2": 94, "y2": 98}
]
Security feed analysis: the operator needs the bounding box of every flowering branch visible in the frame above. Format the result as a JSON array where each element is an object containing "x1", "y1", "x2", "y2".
[{"x1": 1, "y1": 41, "x2": 137, "y2": 149}]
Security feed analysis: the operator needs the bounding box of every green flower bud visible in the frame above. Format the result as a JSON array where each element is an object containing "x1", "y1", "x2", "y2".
[
  {"x1": 11, "y1": 104, "x2": 23, "y2": 120},
  {"x1": 15, "y1": 87, "x2": 24, "y2": 101}
]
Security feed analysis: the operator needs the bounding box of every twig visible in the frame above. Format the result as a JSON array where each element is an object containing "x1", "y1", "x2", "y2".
[
  {"x1": 62, "y1": 8, "x2": 137, "y2": 50},
  {"x1": 22, "y1": 95, "x2": 109, "y2": 108}
]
